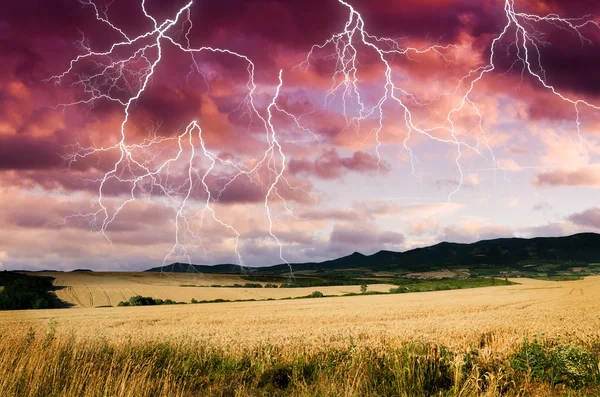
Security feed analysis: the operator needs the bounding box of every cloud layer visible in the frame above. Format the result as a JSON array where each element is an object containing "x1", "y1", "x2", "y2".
[{"x1": 1, "y1": 0, "x2": 600, "y2": 270}]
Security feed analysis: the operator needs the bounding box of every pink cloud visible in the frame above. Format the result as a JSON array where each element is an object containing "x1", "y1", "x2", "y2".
[
  {"x1": 568, "y1": 208, "x2": 600, "y2": 229},
  {"x1": 288, "y1": 149, "x2": 388, "y2": 179},
  {"x1": 534, "y1": 166, "x2": 600, "y2": 187},
  {"x1": 440, "y1": 220, "x2": 513, "y2": 243}
]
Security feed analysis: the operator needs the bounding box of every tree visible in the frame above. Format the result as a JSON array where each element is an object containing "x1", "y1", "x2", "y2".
[{"x1": 360, "y1": 284, "x2": 368, "y2": 294}]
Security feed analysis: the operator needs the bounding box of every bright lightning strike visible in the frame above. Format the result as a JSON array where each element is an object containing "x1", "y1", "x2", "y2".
[
  {"x1": 299, "y1": 0, "x2": 600, "y2": 215},
  {"x1": 52, "y1": 0, "x2": 302, "y2": 273},
  {"x1": 53, "y1": 0, "x2": 600, "y2": 271}
]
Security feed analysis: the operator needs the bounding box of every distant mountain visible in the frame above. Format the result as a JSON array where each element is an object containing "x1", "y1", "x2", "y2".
[{"x1": 145, "y1": 233, "x2": 600, "y2": 275}]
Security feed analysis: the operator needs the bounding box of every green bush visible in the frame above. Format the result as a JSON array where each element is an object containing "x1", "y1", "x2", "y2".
[
  {"x1": 0, "y1": 272, "x2": 55, "y2": 310},
  {"x1": 509, "y1": 338, "x2": 600, "y2": 388},
  {"x1": 308, "y1": 291, "x2": 324, "y2": 298},
  {"x1": 117, "y1": 295, "x2": 184, "y2": 307}
]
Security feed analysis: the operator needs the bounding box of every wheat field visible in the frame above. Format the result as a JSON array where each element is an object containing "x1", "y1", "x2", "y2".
[
  {"x1": 32, "y1": 271, "x2": 396, "y2": 308},
  {"x1": 2, "y1": 276, "x2": 600, "y2": 396},
  {"x1": 3, "y1": 276, "x2": 599, "y2": 350}
]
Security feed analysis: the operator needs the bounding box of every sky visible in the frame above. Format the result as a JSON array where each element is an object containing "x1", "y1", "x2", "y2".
[{"x1": 1, "y1": 0, "x2": 600, "y2": 271}]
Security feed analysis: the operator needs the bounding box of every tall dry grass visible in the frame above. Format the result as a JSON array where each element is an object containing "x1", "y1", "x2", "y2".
[{"x1": 0, "y1": 327, "x2": 598, "y2": 397}]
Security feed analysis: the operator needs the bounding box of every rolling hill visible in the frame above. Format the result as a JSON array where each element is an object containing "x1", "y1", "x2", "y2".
[{"x1": 146, "y1": 232, "x2": 600, "y2": 277}]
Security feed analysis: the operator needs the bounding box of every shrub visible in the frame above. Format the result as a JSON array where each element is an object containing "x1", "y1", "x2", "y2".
[
  {"x1": 308, "y1": 291, "x2": 324, "y2": 298},
  {"x1": 243, "y1": 283, "x2": 263, "y2": 288},
  {"x1": 509, "y1": 338, "x2": 600, "y2": 388},
  {"x1": 128, "y1": 295, "x2": 156, "y2": 306},
  {"x1": 0, "y1": 272, "x2": 56, "y2": 310},
  {"x1": 117, "y1": 296, "x2": 184, "y2": 307}
]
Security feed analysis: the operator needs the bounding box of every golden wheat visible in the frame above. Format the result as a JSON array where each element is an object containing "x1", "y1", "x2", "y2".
[
  {"x1": 31, "y1": 271, "x2": 396, "y2": 308},
  {"x1": 2, "y1": 276, "x2": 599, "y2": 353},
  {"x1": 2, "y1": 276, "x2": 600, "y2": 396}
]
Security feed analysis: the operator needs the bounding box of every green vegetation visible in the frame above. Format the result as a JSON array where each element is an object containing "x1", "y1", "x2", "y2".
[
  {"x1": 0, "y1": 271, "x2": 57, "y2": 310},
  {"x1": 240, "y1": 283, "x2": 263, "y2": 288},
  {"x1": 117, "y1": 295, "x2": 185, "y2": 307},
  {"x1": 389, "y1": 277, "x2": 514, "y2": 293},
  {"x1": 248, "y1": 275, "x2": 376, "y2": 288},
  {"x1": 544, "y1": 275, "x2": 584, "y2": 281},
  {"x1": 3, "y1": 332, "x2": 600, "y2": 396},
  {"x1": 190, "y1": 298, "x2": 257, "y2": 304},
  {"x1": 187, "y1": 291, "x2": 323, "y2": 305},
  {"x1": 279, "y1": 278, "x2": 386, "y2": 288},
  {"x1": 242, "y1": 274, "x2": 519, "y2": 290},
  {"x1": 509, "y1": 338, "x2": 599, "y2": 388}
]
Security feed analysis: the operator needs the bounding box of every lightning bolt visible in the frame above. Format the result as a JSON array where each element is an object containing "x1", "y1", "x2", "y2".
[
  {"x1": 53, "y1": 0, "x2": 600, "y2": 270},
  {"x1": 51, "y1": 0, "x2": 305, "y2": 274},
  {"x1": 300, "y1": 0, "x2": 599, "y2": 220}
]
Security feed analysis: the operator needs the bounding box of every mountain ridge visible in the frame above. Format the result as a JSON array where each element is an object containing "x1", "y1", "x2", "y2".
[{"x1": 145, "y1": 232, "x2": 600, "y2": 275}]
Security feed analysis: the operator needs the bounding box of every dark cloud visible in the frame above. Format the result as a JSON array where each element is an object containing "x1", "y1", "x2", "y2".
[
  {"x1": 568, "y1": 207, "x2": 600, "y2": 229},
  {"x1": 521, "y1": 222, "x2": 569, "y2": 238},
  {"x1": 325, "y1": 222, "x2": 405, "y2": 258},
  {"x1": 0, "y1": 135, "x2": 64, "y2": 170},
  {"x1": 482, "y1": 1, "x2": 600, "y2": 100},
  {"x1": 288, "y1": 149, "x2": 387, "y2": 179}
]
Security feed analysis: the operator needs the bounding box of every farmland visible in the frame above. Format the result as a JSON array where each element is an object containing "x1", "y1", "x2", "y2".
[
  {"x1": 29, "y1": 271, "x2": 398, "y2": 308},
  {"x1": 4, "y1": 276, "x2": 599, "y2": 349},
  {"x1": 1, "y1": 276, "x2": 600, "y2": 395},
  {"x1": 0, "y1": 273, "x2": 600, "y2": 396}
]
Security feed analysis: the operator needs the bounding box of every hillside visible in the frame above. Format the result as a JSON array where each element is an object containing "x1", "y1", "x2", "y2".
[{"x1": 146, "y1": 233, "x2": 600, "y2": 277}]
